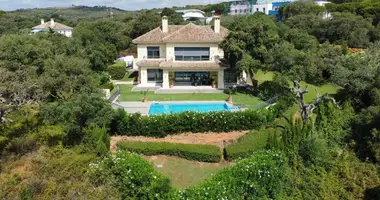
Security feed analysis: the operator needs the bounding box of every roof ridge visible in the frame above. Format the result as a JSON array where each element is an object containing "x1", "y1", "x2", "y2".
[
  {"x1": 162, "y1": 23, "x2": 193, "y2": 41},
  {"x1": 133, "y1": 27, "x2": 161, "y2": 42}
]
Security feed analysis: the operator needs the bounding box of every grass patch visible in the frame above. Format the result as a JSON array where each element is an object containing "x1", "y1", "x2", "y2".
[
  {"x1": 118, "y1": 71, "x2": 135, "y2": 82},
  {"x1": 225, "y1": 129, "x2": 273, "y2": 161},
  {"x1": 118, "y1": 85, "x2": 264, "y2": 109},
  {"x1": 146, "y1": 155, "x2": 231, "y2": 189},
  {"x1": 118, "y1": 141, "x2": 222, "y2": 162}
]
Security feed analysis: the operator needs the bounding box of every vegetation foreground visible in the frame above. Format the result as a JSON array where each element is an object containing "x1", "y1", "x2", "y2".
[{"x1": 2, "y1": 0, "x2": 380, "y2": 199}]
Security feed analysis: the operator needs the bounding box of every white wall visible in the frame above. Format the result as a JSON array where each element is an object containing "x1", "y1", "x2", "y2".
[
  {"x1": 252, "y1": 4, "x2": 272, "y2": 15},
  {"x1": 166, "y1": 43, "x2": 224, "y2": 61},
  {"x1": 229, "y1": 4, "x2": 250, "y2": 15}
]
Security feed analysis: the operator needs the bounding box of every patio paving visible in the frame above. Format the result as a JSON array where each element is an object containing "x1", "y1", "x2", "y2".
[
  {"x1": 113, "y1": 102, "x2": 151, "y2": 115},
  {"x1": 156, "y1": 86, "x2": 224, "y2": 94}
]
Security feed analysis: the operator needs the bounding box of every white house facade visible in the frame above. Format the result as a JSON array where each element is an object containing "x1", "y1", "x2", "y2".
[
  {"x1": 31, "y1": 18, "x2": 73, "y2": 37},
  {"x1": 133, "y1": 16, "x2": 244, "y2": 89}
]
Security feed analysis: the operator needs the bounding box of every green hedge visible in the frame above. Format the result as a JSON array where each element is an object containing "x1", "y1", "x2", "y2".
[
  {"x1": 225, "y1": 129, "x2": 274, "y2": 161},
  {"x1": 107, "y1": 62, "x2": 126, "y2": 80},
  {"x1": 173, "y1": 151, "x2": 289, "y2": 199},
  {"x1": 117, "y1": 141, "x2": 222, "y2": 162},
  {"x1": 111, "y1": 95, "x2": 294, "y2": 137}
]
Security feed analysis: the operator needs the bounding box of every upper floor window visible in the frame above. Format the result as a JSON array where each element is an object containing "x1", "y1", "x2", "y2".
[
  {"x1": 147, "y1": 46, "x2": 160, "y2": 59},
  {"x1": 175, "y1": 47, "x2": 210, "y2": 61}
]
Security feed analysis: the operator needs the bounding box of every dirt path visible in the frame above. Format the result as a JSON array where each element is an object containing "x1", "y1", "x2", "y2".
[{"x1": 110, "y1": 131, "x2": 248, "y2": 152}]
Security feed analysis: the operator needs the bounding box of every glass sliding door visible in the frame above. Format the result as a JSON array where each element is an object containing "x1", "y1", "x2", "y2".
[
  {"x1": 147, "y1": 69, "x2": 163, "y2": 83},
  {"x1": 174, "y1": 72, "x2": 211, "y2": 85}
]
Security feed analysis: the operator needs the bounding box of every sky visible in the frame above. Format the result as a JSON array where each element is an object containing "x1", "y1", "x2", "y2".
[{"x1": 0, "y1": 0, "x2": 226, "y2": 11}]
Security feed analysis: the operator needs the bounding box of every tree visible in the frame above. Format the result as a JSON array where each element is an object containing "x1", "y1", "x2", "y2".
[
  {"x1": 220, "y1": 14, "x2": 280, "y2": 87},
  {"x1": 280, "y1": 1, "x2": 326, "y2": 19},
  {"x1": 40, "y1": 92, "x2": 114, "y2": 145},
  {"x1": 41, "y1": 55, "x2": 98, "y2": 101},
  {"x1": 131, "y1": 12, "x2": 161, "y2": 38},
  {"x1": 291, "y1": 80, "x2": 339, "y2": 121}
]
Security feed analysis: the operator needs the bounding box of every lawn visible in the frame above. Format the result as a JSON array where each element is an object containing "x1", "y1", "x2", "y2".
[
  {"x1": 145, "y1": 155, "x2": 232, "y2": 189},
  {"x1": 118, "y1": 85, "x2": 265, "y2": 109},
  {"x1": 117, "y1": 70, "x2": 341, "y2": 110}
]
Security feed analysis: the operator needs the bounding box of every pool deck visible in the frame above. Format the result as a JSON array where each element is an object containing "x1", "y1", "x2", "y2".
[{"x1": 114, "y1": 101, "x2": 232, "y2": 115}]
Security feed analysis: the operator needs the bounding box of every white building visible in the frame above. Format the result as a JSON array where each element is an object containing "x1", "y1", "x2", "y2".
[
  {"x1": 133, "y1": 16, "x2": 245, "y2": 89},
  {"x1": 31, "y1": 18, "x2": 73, "y2": 37},
  {"x1": 176, "y1": 9, "x2": 206, "y2": 21},
  {"x1": 228, "y1": 0, "x2": 251, "y2": 15}
]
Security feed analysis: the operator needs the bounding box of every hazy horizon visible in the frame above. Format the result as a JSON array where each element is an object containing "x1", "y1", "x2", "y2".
[{"x1": 1, "y1": 0, "x2": 226, "y2": 11}]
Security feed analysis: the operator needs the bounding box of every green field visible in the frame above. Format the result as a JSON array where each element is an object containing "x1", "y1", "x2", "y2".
[{"x1": 146, "y1": 156, "x2": 231, "y2": 189}]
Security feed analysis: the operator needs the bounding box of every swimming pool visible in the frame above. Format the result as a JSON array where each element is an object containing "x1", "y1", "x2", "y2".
[{"x1": 148, "y1": 102, "x2": 236, "y2": 115}]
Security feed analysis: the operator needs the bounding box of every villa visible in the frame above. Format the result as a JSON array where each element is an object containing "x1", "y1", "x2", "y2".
[
  {"x1": 133, "y1": 16, "x2": 245, "y2": 89},
  {"x1": 31, "y1": 18, "x2": 73, "y2": 37}
]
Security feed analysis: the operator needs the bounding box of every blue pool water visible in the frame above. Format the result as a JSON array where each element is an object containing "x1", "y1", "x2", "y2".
[{"x1": 149, "y1": 102, "x2": 233, "y2": 115}]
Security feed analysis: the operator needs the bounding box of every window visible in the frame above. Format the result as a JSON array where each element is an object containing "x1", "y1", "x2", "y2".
[
  {"x1": 235, "y1": 9, "x2": 237, "y2": 13},
  {"x1": 224, "y1": 69, "x2": 237, "y2": 84},
  {"x1": 174, "y1": 47, "x2": 210, "y2": 61},
  {"x1": 263, "y1": 8, "x2": 266, "y2": 13},
  {"x1": 147, "y1": 69, "x2": 163, "y2": 82},
  {"x1": 240, "y1": 9, "x2": 242, "y2": 13},
  {"x1": 147, "y1": 46, "x2": 160, "y2": 59},
  {"x1": 256, "y1": 8, "x2": 259, "y2": 12}
]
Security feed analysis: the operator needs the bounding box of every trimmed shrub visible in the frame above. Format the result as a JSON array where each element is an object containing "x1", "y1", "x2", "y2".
[
  {"x1": 112, "y1": 98, "x2": 293, "y2": 137},
  {"x1": 107, "y1": 62, "x2": 126, "y2": 80},
  {"x1": 118, "y1": 141, "x2": 221, "y2": 162},
  {"x1": 225, "y1": 129, "x2": 273, "y2": 161},
  {"x1": 172, "y1": 151, "x2": 289, "y2": 199}
]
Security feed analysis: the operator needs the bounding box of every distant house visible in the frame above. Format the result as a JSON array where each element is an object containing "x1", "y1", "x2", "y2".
[
  {"x1": 228, "y1": 0, "x2": 251, "y2": 15},
  {"x1": 158, "y1": 9, "x2": 206, "y2": 21},
  {"x1": 31, "y1": 18, "x2": 73, "y2": 37}
]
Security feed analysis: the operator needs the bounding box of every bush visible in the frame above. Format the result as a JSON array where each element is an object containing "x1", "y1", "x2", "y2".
[
  {"x1": 4, "y1": 136, "x2": 37, "y2": 155},
  {"x1": 118, "y1": 141, "x2": 221, "y2": 162},
  {"x1": 34, "y1": 125, "x2": 66, "y2": 146},
  {"x1": 107, "y1": 62, "x2": 126, "y2": 80},
  {"x1": 83, "y1": 125, "x2": 110, "y2": 156},
  {"x1": 112, "y1": 99, "x2": 292, "y2": 137},
  {"x1": 87, "y1": 151, "x2": 171, "y2": 199},
  {"x1": 172, "y1": 151, "x2": 289, "y2": 199},
  {"x1": 99, "y1": 82, "x2": 114, "y2": 91},
  {"x1": 225, "y1": 129, "x2": 273, "y2": 161},
  {"x1": 0, "y1": 136, "x2": 8, "y2": 152}
]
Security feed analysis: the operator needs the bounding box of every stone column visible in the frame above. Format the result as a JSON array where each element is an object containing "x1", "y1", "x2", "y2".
[
  {"x1": 162, "y1": 69, "x2": 169, "y2": 89},
  {"x1": 140, "y1": 67, "x2": 147, "y2": 85},
  {"x1": 217, "y1": 69, "x2": 224, "y2": 89}
]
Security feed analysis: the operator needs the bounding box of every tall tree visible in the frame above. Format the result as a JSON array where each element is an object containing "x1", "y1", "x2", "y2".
[{"x1": 220, "y1": 14, "x2": 280, "y2": 87}]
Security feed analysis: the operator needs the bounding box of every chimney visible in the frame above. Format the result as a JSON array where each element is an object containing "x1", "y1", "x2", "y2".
[
  {"x1": 41, "y1": 19, "x2": 45, "y2": 24},
  {"x1": 50, "y1": 18, "x2": 55, "y2": 26},
  {"x1": 162, "y1": 16, "x2": 168, "y2": 33},
  {"x1": 214, "y1": 15, "x2": 220, "y2": 33}
]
